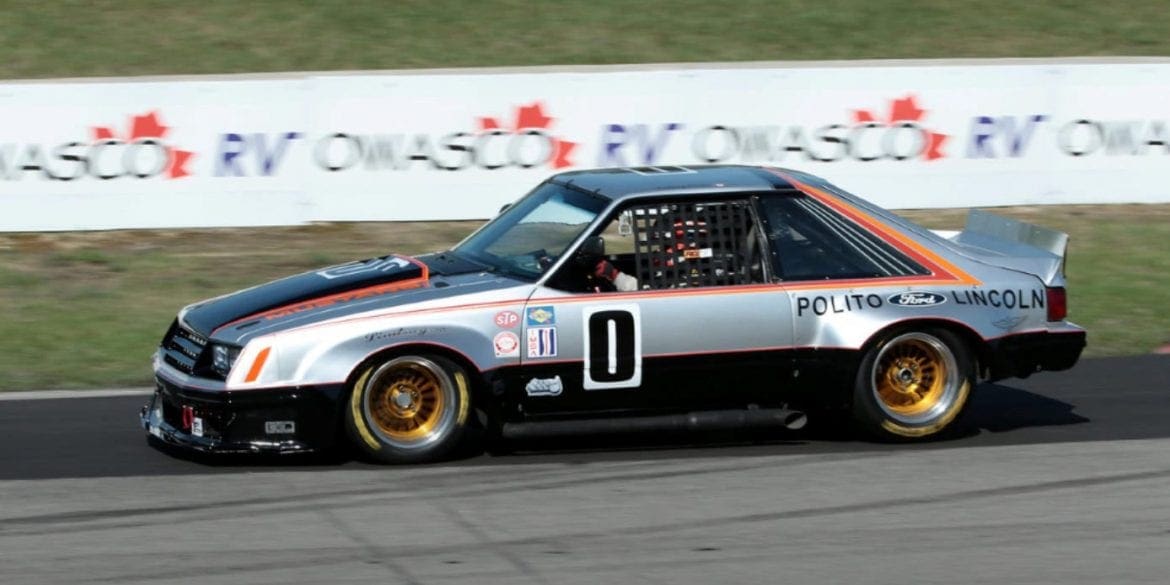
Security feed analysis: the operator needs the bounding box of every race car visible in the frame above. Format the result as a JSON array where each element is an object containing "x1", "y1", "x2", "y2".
[{"x1": 141, "y1": 165, "x2": 1086, "y2": 462}]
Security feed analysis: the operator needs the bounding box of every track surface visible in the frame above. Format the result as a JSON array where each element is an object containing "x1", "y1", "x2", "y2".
[{"x1": 2, "y1": 355, "x2": 1169, "y2": 584}]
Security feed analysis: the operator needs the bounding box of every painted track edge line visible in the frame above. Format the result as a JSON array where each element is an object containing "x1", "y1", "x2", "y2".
[{"x1": 0, "y1": 388, "x2": 153, "y2": 401}]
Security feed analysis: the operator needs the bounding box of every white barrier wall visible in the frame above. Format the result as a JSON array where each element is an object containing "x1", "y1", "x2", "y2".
[{"x1": 2, "y1": 60, "x2": 1169, "y2": 231}]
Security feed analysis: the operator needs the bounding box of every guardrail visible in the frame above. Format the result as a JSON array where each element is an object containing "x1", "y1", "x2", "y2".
[{"x1": 2, "y1": 58, "x2": 1168, "y2": 231}]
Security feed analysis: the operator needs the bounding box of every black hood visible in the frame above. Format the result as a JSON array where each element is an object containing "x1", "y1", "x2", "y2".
[{"x1": 182, "y1": 255, "x2": 428, "y2": 335}]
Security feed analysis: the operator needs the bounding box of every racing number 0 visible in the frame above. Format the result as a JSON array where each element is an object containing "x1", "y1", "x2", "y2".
[{"x1": 583, "y1": 305, "x2": 642, "y2": 390}]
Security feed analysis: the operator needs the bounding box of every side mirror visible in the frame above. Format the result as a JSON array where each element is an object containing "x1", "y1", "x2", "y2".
[{"x1": 575, "y1": 236, "x2": 605, "y2": 265}]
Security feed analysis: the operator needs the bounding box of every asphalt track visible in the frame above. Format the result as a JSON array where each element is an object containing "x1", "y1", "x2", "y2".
[{"x1": 2, "y1": 355, "x2": 1169, "y2": 584}]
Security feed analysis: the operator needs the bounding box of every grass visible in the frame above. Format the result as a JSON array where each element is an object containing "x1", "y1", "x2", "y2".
[
  {"x1": 1, "y1": 205, "x2": 1167, "y2": 390},
  {"x1": 0, "y1": 2, "x2": 1166, "y2": 389},
  {"x1": 2, "y1": 0, "x2": 1170, "y2": 80}
]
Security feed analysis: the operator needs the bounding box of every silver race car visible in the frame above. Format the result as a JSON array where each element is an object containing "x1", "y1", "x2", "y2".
[{"x1": 142, "y1": 165, "x2": 1086, "y2": 462}]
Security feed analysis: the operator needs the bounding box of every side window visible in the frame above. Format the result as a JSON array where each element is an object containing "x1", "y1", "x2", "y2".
[
  {"x1": 758, "y1": 193, "x2": 928, "y2": 281},
  {"x1": 594, "y1": 199, "x2": 765, "y2": 291}
]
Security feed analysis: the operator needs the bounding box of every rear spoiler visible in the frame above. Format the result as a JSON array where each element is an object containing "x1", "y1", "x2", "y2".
[{"x1": 939, "y1": 210, "x2": 1069, "y2": 286}]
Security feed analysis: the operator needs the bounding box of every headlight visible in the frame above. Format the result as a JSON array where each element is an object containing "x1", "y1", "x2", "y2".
[{"x1": 211, "y1": 345, "x2": 241, "y2": 377}]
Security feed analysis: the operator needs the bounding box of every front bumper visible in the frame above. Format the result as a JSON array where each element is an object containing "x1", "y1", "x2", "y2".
[{"x1": 141, "y1": 374, "x2": 346, "y2": 455}]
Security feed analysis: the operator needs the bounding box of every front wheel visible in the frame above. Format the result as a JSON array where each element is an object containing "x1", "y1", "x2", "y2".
[
  {"x1": 851, "y1": 329, "x2": 973, "y2": 440},
  {"x1": 345, "y1": 354, "x2": 473, "y2": 463}
]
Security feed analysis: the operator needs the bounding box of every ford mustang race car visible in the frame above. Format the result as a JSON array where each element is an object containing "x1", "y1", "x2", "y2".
[{"x1": 141, "y1": 165, "x2": 1086, "y2": 463}]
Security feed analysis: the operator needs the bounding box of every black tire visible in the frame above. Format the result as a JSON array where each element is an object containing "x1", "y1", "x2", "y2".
[
  {"x1": 851, "y1": 328, "x2": 973, "y2": 440},
  {"x1": 344, "y1": 354, "x2": 473, "y2": 463}
]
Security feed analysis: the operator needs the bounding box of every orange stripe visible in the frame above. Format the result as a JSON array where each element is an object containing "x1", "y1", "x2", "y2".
[
  {"x1": 244, "y1": 347, "x2": 271, "y2": 383},
  {"x1": 256, "y1": 276, "x2": 429, "y2": 321},
  {"x1": 297, "y1": 274, "x2": 971, "y2": 335},
  {"x1": 284, "y1": 181, "x2": 980, "y2": 332},
  {"x1": 768, "y1": 169, "x2": 980, "y2": 286},
  {"x1": 214, "y1": 257, "x2": 431, "y2": 333}
]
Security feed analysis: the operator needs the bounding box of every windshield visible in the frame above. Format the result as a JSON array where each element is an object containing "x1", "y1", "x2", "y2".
[{"x1": 454, "y1": 182, "x2": 610, "y2": 280}]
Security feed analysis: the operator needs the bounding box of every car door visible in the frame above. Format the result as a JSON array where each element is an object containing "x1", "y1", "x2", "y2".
[{"x1": 516, "y1": 195, "x2": 796, "y2": 417}]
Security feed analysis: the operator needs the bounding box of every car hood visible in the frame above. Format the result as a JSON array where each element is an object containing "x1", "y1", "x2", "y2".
[{"x1": 180, "y1": 253, "x2": 529, "y2": 344}]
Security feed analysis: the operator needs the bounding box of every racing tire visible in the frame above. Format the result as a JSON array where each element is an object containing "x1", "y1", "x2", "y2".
[
  {"x1": 345, "y1": 354, "x2": 473, "y2": 464},
  {"x1": 851, "y1": 328, "x2": 973, "y2": 440}
]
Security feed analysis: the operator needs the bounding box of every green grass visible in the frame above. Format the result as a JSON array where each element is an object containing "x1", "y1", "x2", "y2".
[
  {"x1": 0, "y1": 2, "x2": 1167, "y2": 389},
  {"x1": 2, "y1": 0, "x2": 1169, "y2": 80},
  {"x1": 0, "y1": 222, "x2": 472, "y2": 390},
  {"x1": 0, "y1": 205, "x2": 1166, "y2": 390}
]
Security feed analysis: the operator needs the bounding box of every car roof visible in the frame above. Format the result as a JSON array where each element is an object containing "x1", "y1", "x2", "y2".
[{"x1": 547, "y1": 165, "x2": 797, "y2": 201}]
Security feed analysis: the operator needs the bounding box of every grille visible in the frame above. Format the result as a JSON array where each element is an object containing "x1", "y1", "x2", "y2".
[{"x1": 161, "y1": 320, "x2": 208, "y2": 374}]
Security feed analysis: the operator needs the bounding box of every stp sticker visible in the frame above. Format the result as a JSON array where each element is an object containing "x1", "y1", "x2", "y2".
[
  {"x1": 494, "y1": 310, "x2": 520, "y2": 328},
  {"x1": 527, "y1": 327, "x2": 558, "y2": 358},
  {"x1": 526, "y1": 306, "x2": 556, "y2": 326},
  {"x1": 494, "y1": 331, "x2": 520, "y2": 358}
]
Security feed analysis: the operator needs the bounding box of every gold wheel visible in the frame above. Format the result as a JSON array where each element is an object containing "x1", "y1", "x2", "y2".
[
  {"x1": 870, "y1": 332, "x2": 961, "y2": 426},
  {"x1": 360, "y1": 356, "x2": 458, "y2": 450},
  {"x1": 368, "y1": 362, "x2": 446, "y2": 442}
]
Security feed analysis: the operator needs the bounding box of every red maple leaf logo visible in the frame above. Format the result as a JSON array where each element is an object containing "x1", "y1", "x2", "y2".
[
  {"x1": 852, "y1": 95, "x2": 947, "y2": 161},
  {"x1": 91, "y1": 111, "x2": 194, "y2": 178},
  {"x1": 477, "y1": 101, "x2": 577, "y2": 169}
]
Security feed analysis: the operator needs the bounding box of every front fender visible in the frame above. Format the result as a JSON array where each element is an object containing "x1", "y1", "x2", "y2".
[{"x1": 242, "y1": 308, "x2": 525, "y2": 389}]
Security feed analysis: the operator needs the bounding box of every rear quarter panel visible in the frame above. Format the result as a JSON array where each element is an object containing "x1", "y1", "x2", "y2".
[{"x1": 787, "y1": 265, "x2": 1051, "y2": 351}]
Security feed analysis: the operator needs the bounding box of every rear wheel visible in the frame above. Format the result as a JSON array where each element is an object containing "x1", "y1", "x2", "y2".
[
  {"x1": 345, "y1": 354, "x2": 472, "y2": 463},
  {"x1": 852, "y1": 329, "x2": 973, "y2": 440}
]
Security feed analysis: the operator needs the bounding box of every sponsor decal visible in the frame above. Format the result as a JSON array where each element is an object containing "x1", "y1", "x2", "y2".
[
  {"x1": 314, "y1": 101, "x2": 578, "y2": 173},
  {"x1": 527, "y1": 326, "x2": 558, "y2": 358},
  {"x1": 600, "y1": 94, "x2": 949, "y2": 167},
  {"x1": 316, "y1": 256, "x2": 413, "y2": 279},
  {"x1": 993, "y1": 315, "x2": 1028, "y2": 331},
  {"x1": 967, "y1": 115, "x2": 1049, "y2": 158},
  {"x1": 191, "y1": 417, "x2": 204, "y2": 438},
  {"x1": 1057, "y1": 118, "x2": 1170, "y2": 158},
  {"x1": 849, "y1": 95, "x2": 948, "y2": 161},
  {"x1": 682, "y1": 248, "x2": 713, "y2": 260},
  {"x1": 494, "y1": 310, "x2": 520, "y2": 328},
  {"x1": 796, "y1": 293, "x2": 884, "y2": 317},
  {"x1": 494, "y1": 331, "x2": 520, "y2": 358},
  {"x1": 526, "y1": 305, "x2": 556, "y2": 326},
  {"x1": 214, "y1": 131, "x2": 303, "y2": 177},
  {"x1": 525, "y1": 375, "x2": 564, "y2": 397},
  {"x1": 888, "y1": 292, "x2": 947, "y2": 307},
  {"x1": 265, "y1": 421, "x2": 296, "y2": 435},
  {"x1": 365, "y1": 326, "x2": 445, "y2": 343},
  {"x1": 951, "y1": 288, "x2": 1045, "y2": 309},
  {"x1": 0, "y1": 110, "x2": 195, "y2": 181},
  {"x1": 967, "y1": 114, "x2": 1169, "y2": 160}
]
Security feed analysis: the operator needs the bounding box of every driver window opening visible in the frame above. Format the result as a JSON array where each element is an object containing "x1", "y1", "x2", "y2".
[{"x1": 559, "y1": 199, "x2": 766, "y2": 293}]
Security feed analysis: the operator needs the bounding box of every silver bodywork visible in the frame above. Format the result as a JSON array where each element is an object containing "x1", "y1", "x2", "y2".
[{"x1": 154, "y1": 167, "x2": 1083, "y2": 401}]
